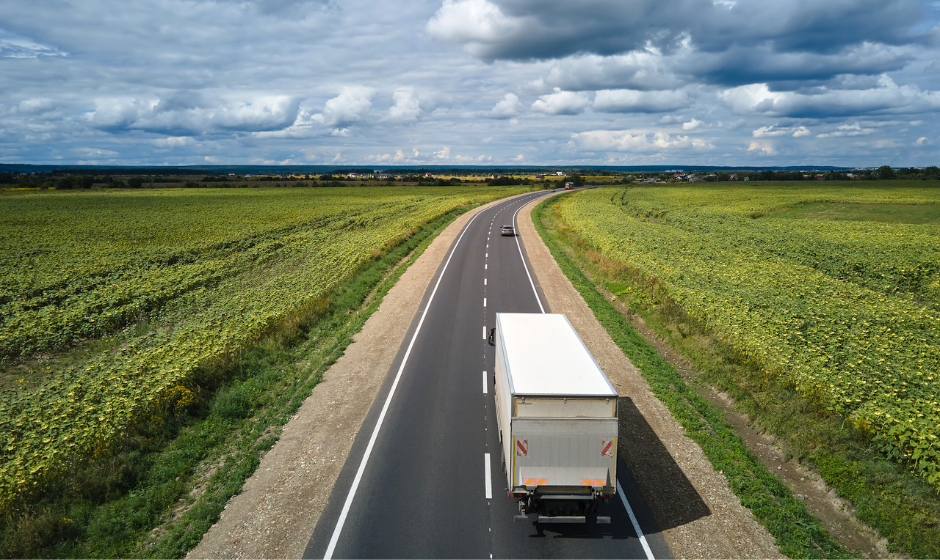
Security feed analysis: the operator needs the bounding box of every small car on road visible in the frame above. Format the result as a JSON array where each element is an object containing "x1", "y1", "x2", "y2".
[{"x1": 500, "y1": 225, "x2": 514, "y2": 236}]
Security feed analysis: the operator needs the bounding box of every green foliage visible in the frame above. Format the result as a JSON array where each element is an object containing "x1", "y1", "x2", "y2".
[
  {"x1": 0, "y1": 196, "x2": 469, "y2": 558},
  {"x1": 0, "y1": 186, "x2": 534, "y2": 513},
  {"x1": 555, "y1": 183, "x2": 940, "y2": 492},
  {"x1": 877, "y1": 166, "x2": 898, "y2": 180},
  {"x1": 534, "y1": 194, "x2": 849, "y2": 559}
]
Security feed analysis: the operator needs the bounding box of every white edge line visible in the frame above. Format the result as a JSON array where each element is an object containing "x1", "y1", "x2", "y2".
[
  {"x1": 323, "y1": 209, "x2": 485, "y2": 560},
  {"x1": 483, "y1": 370, "x2": 488, "y2": 394},
  {"x1": 618, "y1": 480, "x2": 655, "y2": 560},
  {"x1": 511, "y1": 205, "x2": 546, "y2": 313},
  {"x1": 484, "y1": 453, "x2": 493, "y2": 499}
]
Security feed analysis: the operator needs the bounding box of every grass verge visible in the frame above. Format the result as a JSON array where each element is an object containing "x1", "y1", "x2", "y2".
[
  {"x1": 534, "y1": 193, "x2": 851, "y2": 559},
  {"x1": 0, "y1": 205, "x2": 470, "y2": 558}
]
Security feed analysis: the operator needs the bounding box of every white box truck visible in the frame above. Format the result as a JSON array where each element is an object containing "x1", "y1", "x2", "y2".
[{"x1": 490, "y1": 313, "x2": 619, "y2": 524}]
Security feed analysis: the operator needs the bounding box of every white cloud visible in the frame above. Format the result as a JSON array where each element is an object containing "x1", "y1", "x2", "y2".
[
  {"x1": 426, "y1": 0, "x2": 525, "y2": 58},
  {"x1": 747, "y1": 140, "x2": 775, "y2": 155},
  {"x1": 752, "y1": 125, "x2": 811, "y2": 137},
  {"x1": 0, "y1": 29, "x2": 68, "y2": 58},
  {"x1": 593, "y1": 89, "x2": 689, "y2": 113},
  {"x1": 385, "y1": 88, "x2": 421, "y2": 124},
  {"x1": 532, "y1": 89, "x2": 591, "y2": 115},
  {"x1": 489, "y1": 93, "x2": 521, "y2": 119},
  {"x1": 152, "y1": 136, "x2": 194, "y2": 148},
  {"x1": 84, "y1": 95, "x2": 299, "y2": 134},
  {"x1": 313, "y1": 87, "x2": 375, "y2": 128},
  {"x1": 434, "y1": 146, "x2": 451, "y2": 159},
  {"x1": 539, "y1": 53, "x2": 681, "y2": 92},
  {"x1": 915, "y1": 136, "x2": 929, "y2": 145},
  {"x1": 572, "y1": 129, "x2": 713, "y2": 152},
  {"x1": 682, "y1": 118, "x2": 703, "y2": 131},
  {"x1": 74, "y1": 147, "x2": 118, "y2": 157},
  {"x1": 816, "y1": 122, "x2": 874, "y2": 138},
  {"x1": 719, "y1": 76, "x2": 940, "y2": 118}
]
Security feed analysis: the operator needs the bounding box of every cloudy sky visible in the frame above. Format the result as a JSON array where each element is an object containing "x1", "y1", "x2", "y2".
[{"x1": 2, "y1": 0, "x2": 940, "y2": 167}]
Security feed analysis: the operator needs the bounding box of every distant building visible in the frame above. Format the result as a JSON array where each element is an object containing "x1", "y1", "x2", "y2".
[
  {"x1": 555, "y1": 171, "x2": 565, "y2": 176},
  {"x1": 535, "y1": 174, "x2": 545, "y2": 180}
]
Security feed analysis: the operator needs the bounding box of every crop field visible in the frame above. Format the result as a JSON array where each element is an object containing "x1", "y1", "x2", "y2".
[
  {"x1": 0, "y1": 185, "x2": 531, "y2": 511},
  {"x1": 557, "y1": 183, "x2": 940, "y2": 488}
]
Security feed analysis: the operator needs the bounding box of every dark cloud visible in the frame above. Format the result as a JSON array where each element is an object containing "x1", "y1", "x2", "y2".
[
  {"x1": 683, "y1": 44, "x2": 914, "y2": 89},
  {"x1": 427, "y1": 0, "x2": 928, "y2": 62}
]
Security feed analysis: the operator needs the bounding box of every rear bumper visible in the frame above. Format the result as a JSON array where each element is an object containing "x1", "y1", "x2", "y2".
[{"x1": 512, "y1": 487, "x2": 614, "y2": 522}]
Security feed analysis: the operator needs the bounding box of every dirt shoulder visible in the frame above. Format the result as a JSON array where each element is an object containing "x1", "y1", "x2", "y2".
[
  {"x1": 187, "y1": 197, "x2": 510, "y2": 559},
  {"x1": 515, "y1": 196, "x2": 783, "y2": 559}
]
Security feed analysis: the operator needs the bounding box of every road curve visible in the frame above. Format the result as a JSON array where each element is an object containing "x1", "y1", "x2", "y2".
[{"x1": 303, "y1": 190, "x2": 672, "y2": 559}]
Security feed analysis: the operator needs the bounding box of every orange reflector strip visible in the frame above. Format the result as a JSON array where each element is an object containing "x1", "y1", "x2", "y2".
[
  {"x1": 581, "y1": 479, "x2": 606, "y2": 486},
  {"x1": 523, "y1": 478, "x2": 547, "y2": 485}
]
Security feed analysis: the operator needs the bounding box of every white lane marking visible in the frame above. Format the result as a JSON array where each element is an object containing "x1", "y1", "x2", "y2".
[
  {"x1": 483, "y1": 370, "x2": 488, "y2": 394},
  {"x1": 483, "y1": 297, "x2": 487, "y2": 307},
  {"x1": 485, "y1": 263, "x2": 487, "y2": 270},
  {"x1": 511, "y1": 205, "x2": 546, "y2": 313},
  {"x1": 483, "y1": 325, "x2": 486, "y2": 339},
  {"x1": 618, "y1": 480, "x2": 655, "y2": 560},
  {"x1": 323, "y1": 209, "x2": 486, "y2": 560},
  {"x1": 484, "y1": 453, "x2": 493, "y2": 499},
  {"x1": 484, "y1": 278, "x2": 487, "y2": 286},
  {"x1": 485, "y1": 252, "x2": 488, "y2": 258}
]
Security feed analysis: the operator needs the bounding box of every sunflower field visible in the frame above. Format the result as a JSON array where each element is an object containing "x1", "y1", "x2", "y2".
[
  {"x1": 558, "y1": 183, "x2": 940, "y2": 488},
  {"x1": 0, "y1": 185, "x2": 530, "y2": 510}
]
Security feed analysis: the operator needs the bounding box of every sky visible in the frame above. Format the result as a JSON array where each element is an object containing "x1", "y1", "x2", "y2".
[{"x1": 2, "y1": 0, "x2": 940, "y2": 167}]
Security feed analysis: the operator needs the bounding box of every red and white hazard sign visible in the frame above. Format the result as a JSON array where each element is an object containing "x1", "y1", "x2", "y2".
[
  {"x1": 601, "y1": 440, "x2": 614, "y2": 457},
  {"x1": 516, "y1": 439, "x2": 528, "y2": 456}
]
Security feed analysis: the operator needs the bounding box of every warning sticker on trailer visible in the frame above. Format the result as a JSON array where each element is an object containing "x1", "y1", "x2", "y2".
[
  {"x1": 523, "y1": 478, "x2": 547, "y2": 486},
  {"x1": 581, "y1": 478, "x2": 606, "y2": 487},
  {"x1": 602, "y1": 440, "x2": 613, "y2": 457},
  {"x1": 516, "y1": 439, "x2": 528, "y2": 456}
]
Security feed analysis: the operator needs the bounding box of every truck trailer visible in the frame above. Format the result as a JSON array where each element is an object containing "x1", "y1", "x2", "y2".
[{"x1": 491, "y1": 313, "x2": 619, "y2": 524}]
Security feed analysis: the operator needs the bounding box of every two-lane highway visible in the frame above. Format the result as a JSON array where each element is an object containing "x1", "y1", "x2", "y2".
[{"x1": 304, "y1": 191, "x2": 672, "y2": 559}]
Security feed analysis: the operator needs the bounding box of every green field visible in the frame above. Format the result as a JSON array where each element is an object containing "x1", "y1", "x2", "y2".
[
  {"x1": 557, "y1": 183, "x2": 940, "y2": 489},
  {"x1": 0, "y1": 185, "x2": 532, "y2": 513}
]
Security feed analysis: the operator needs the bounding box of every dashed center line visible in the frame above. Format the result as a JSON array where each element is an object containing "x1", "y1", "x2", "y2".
[
  {"x1": 483, "y1": 370, "x2": 488, "y2": 394},
  {"x1": 483, "y1": 297, "x2": 487, "y2": 307},
  {"x1": 484, "y1": 453, "x2": 492, "y2": 499}
]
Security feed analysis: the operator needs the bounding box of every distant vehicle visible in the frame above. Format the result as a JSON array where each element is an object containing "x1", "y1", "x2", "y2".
[
  {"x1": 500, "y1": 225, "x2": 515, "y2": 236},
  {"x1": 490, "y1": 313, "x2": 619, "y2": 524},
  {"x1": 564, "y1": 182, "x2": 574, "y2": 190}
]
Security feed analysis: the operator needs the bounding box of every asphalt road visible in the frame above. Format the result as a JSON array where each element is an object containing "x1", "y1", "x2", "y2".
[{"x1": 304, "y1": 190, "x2": 673, "y2": 559}]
